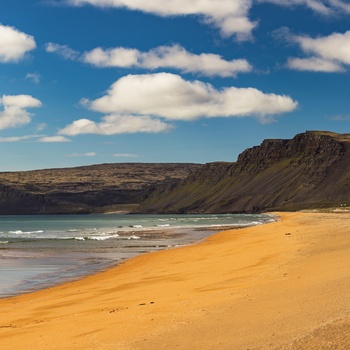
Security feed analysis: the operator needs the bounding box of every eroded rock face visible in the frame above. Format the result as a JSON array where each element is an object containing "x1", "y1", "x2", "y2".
[
  {"x1": 139, "y1": 131, "x2": 350, "y2": 213},
  {"x1": 0, "y1": 163, "x2": 201, "y2": 214}
]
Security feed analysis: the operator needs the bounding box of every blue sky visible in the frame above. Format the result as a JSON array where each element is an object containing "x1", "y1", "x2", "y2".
[{"x1": 1, "y1": 0, "x2": 350, "y2": 171}]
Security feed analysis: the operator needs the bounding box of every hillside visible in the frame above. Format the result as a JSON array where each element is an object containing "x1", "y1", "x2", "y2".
[
  {"x1": 0, "y1": 163, "x2": 201, "y2": 214},
  {"x1": 138, "y1": 131, "x2": 350, "y2": 213}
]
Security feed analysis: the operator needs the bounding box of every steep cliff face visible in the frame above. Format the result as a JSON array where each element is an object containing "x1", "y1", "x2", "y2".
[
  {"x1": 0, "y1": 163, "x2": 201, "y2": 214},
  {"x1": 138, "y1": 131, "x2": 350, "y2": 213}
]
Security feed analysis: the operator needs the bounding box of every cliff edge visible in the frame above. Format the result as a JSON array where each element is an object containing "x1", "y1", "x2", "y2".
[{"x1": 138, "y1": 131, "x2": 350, "y2": 213}]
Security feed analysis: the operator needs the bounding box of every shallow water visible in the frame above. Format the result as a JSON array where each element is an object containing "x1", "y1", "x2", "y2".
[{"x1": 0, "y1": 213, "x2": 275, "y2": 298}]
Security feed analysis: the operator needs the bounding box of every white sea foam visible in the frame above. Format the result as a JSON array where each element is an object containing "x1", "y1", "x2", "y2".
[
  {"x1": 9, "y1": 230, "x2": 44, "y2": 235},
  {"x1": 0, "y1": 241, "x2": 8, "y2": 244},
  {"x1": 127, "y1": 235, "x2": 140, "y2": 240},
  {"x1": 88, "y1": 235, "x2": 116, "y2": 241},
  {"x1": 157, "y1": 224, "x2": 170, "y2": 227},
  {"x1": 131, "y1": 225, "x2": 143, "y2": 228},
  {"x1": 104, "y1": 231, "x2": 119, "y2": 236},
  {"x1": 74, "y1": 237, "x2": 85, "y2": 241},
  {"x1": 248, "y1": 221, "x2": 263, "y2": 226}
]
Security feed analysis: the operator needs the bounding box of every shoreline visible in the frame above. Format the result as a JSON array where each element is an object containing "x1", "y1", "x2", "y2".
[
  {"x1": 0, "y1": 223, "x2": 258, "y2": 299},
  {"x1": 0, "y1": 212, "x2": 349, "y2": 349},
  {"x1": 0, "y1": 214, "x2": 273, "y2": 298}
]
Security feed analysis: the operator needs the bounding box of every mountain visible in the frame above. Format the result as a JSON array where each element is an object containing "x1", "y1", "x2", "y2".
[
  {"x1": 0, "y1": 163, "x2": 201, "y2": 214},
  {"x1": 138, "y1": 131, "x2": 350, "y2": 213}
]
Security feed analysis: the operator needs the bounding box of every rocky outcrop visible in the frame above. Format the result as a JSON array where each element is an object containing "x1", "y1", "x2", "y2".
[
  {"x1": 0, "y1": 163, "x2": 201, "y2": 214},
  {"x1": 138, "y1": 131, "x2": 350, "y2": 213}
]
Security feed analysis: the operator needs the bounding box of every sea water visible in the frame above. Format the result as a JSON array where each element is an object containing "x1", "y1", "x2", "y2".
[{"x1": 0, "y1": 213, "x2": 275, "y2": 298}]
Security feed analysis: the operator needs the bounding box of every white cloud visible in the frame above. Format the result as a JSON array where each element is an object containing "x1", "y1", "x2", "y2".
[
  {"x1": 35, "y1": 123, "x2": 47, "y2": 131},
  {"x1": 0, "y1": 135, "x2": 42, "y2": 143},
  {"x1": 0, "y1": 134, "x2": 69, "y2": 143},
  {"x1": 26, "y1": 72, "x2": 41, "y2": 84},
  {"x1": 59, "y1": 73, "x2": 297, "y2": 136},
  {"x1": 1, "y1": 95, "x2": 42, "y2": 109},
  {"x1": 329, "y1": 114, "x2": 350, "y2": 121},
  {"x1": 67, "y1": 152, "x2": 97, "y2": 157},
  {"x1": 47, "y1": 42, "x2": 252, "y2": 77},
  {"x1": 0, "y1": 24, "x2": 36, "y2": 63},
  {"x1": 259, "y1": 0, "x2": 350, "y2": 15},
  {"x1": 287, "y1": 57, "x2": 344, "y2": 72},
  {"x1": 113, "y1": 153, "x2": 139, "y2": 158},
  {"x1": 84, "y1": 47, "x2": 139, "y2": 67},
  {"x1": 66, "y1": 0, "x2": 256, "y2": 39},
  {"x1": 330, "y1": 0, "x2": 350, "y2": 12},
  {"x1": 295, "y1": 31, "x2": 350, "y2": 64},
  {"x1": 45, "y1": 42, "x2": 80, "y2": 60},
  {"x1": 0, "y1": 94, "x2": 42, "y2": 130},
  {"x1": 287, "y1": 30, "x2": 350, "y2": 72},
  {"x1": 59, "y1": 115, "x2": 173, "y2": 135},
  {"x1": 87, "y1": 73, "x2": 298, "y2": 120},
  {"x1": 37, "y1": 136, "x2": 71, "y2": 142},
  {"x1": 83, "y1": 44, "x2": 252, "y2": 77}
]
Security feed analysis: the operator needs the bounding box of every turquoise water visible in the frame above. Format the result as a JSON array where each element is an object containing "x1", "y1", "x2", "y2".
[{"x1": 0, "y1": 213, "x2": 275, "y2": 298}]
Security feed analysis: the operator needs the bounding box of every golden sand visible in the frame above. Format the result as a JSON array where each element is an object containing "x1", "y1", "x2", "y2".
[{"x1": 0, "y1": 212, "x2": 349, "y2": 349}]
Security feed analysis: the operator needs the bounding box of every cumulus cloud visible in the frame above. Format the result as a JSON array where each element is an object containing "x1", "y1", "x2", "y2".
[
  {"x1": 0, "y1": 94, "x2": 42, "y2": 130},
  {"x1": 295, "y1": 31, "x2": 350, "y2": 63},
  {"x1": 287, "y1": 57, "x2": 344, "y2": 72},
  {"x1": 286, "y1": 30, "x2": 350, "y2": 72},
  {"x1": 59, "y1": 115, "x2": 173, "y2": 136},
  {"x1": 47, "y1": 43, "x2": 252, "y2": 77},
  {"x1": 0, "y1": 24, "x2": 36, "y2": 63},
  {"x1": 59, "y1": 73, "x2": 297, "y2": 136},
  {"x1": 84, "y1": 47, "x2": 139, "y2": 67},
  {"x1": 113, "y1": 153, "x2": 139, "y2": 158},
  {"x1": 37, "y1": 136, "x2": 71, "y2": 142},
  {"x1": 0, "y1": 135, "x2": 42, "y2": 143},
  {"x1": 83, "y1": 44, "x2": 252, "y2": 77},
  {"x1": 45, "y1": 42, "x2": 80, "y2": 60},
  {"x1": 66, "y1": 0, "x2": 256, "y2": 39},
  {"x1": 26, "y1": 72, "x2": 41, "y2": 84},
  {"x1": 259, "y1": 0, "x2": 350, "y2": 15},
  {"x1": 329, "y1": 114, "x2": 350, "y2": 121},
  {"x1": 67, "y1": 152, "x2": 97, "y2": 157},
  {"x1": 35, "y1": 123, "x2": 47, "y2": 131},
  {"x1": 0, "y1": 134, "x2": 70, "y2": 143},
  {"x1": 88, "y1": 73, "x2": 297, "y2": 120}
]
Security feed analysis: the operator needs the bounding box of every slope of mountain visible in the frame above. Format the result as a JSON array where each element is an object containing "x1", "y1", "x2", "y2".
[
  {"x1": 138, "y1": 131, "x2": 350, "y2": 213},
  {"x1": 0, "y1": 163, "x2": 201, "y2": 214}
]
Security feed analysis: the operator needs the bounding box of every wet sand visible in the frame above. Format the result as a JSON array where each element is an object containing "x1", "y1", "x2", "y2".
[{"x1": 0, "y1": 212, "x2": 349, "y2": 349}]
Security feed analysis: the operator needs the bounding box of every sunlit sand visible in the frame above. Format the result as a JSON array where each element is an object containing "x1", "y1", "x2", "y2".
[{"x1": 0, "y1": 212, "x2": 349, "y2": 349}]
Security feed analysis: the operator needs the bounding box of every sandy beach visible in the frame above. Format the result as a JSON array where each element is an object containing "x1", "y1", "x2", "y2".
[{"x1": 0, "y1": 212, "x2": 349, "y2": 349}]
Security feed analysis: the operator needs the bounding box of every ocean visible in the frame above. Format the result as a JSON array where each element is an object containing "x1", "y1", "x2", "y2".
[{"x1": 0, "y1": 213, "x2": 276, "y2": 298}]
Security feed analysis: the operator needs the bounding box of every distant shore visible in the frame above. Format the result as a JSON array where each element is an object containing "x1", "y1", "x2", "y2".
[{"x1": 0, "y1": 212, "x2": 349, "y2": 349}]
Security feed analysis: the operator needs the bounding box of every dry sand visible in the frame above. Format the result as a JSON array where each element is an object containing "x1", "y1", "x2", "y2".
[{"x1": 0, "y1": 212, "x2": 349, "y2": 349}]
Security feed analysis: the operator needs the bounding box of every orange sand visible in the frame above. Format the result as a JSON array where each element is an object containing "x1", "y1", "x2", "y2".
[{"x1": 0, "y1": 212, "x2": 349, "y2": 349}]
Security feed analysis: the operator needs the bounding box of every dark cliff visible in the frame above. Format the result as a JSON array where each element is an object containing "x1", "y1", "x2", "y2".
[
  {"x1": 0, "y1": 163, "x2": 201, "y2": 214},
  {"x1": 138, "y1": 131, "x2": 350, "y2": 213}
]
